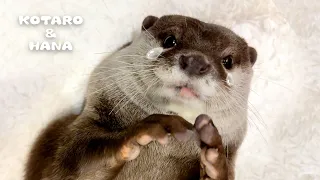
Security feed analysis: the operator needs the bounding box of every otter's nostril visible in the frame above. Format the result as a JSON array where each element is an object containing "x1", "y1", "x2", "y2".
[
  {"x1": 199, "y1": 64, "x2": 210, "y2": 74},
  {"x1": 199, "y1": 66, "x2": 208, "y2": 74},
  {"x1": 179, "y1": 55, "x2": 188, "y2": 70},
  {"x1": 179, "y1": 54, "x2": 210, "y2": 76}
]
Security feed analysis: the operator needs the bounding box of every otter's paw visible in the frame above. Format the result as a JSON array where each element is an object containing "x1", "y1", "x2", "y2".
[
  {"x1": 195, "y1": 114, "x2": 228, "y2": 180},
  {"x1": 118, "y1": 114, "x2": 193, "y2": 161}
]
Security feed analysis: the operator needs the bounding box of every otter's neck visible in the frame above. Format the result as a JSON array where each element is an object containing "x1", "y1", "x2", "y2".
[{"x1": 156, "y1": 98, "x2": 248, "y2": 146}]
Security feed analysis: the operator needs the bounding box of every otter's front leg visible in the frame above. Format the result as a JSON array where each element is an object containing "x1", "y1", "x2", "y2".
[
  {"x1": 194, "y1": 115, "x2": 228, "y2": 180},
  {"x1": 116, "y1": 114, "x2": 193, "y2": 162},
  {"x1": 46, "y1": 114, "x2": 192, "y2": 180}
]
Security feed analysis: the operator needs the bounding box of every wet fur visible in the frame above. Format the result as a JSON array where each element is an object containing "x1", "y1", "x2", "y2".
[{"x1": 25, "y1": 15, "x2": 257, "y2": 180}]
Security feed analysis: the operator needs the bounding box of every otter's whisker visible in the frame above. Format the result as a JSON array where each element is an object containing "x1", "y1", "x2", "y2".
[
  {"x1": 115, "y1": 76, "x2": 160, "y2": 115},
  {"x1": 112, "y1": 73, "x2": 160, "y2": 115},
  {"x1": 210, "y1": 84, "x2": 263, "y2": 139},
  {"x1": 230, "y1": 87, "x2": 266, "y2": 126},
  {"x1": 142, "y1": 25, "x2": 156, "y2": 41},
  {"x1": 92, "y1": 67, "x2": 156, "y2": 76},
  {"x1": 95, "y1": 64, "x2": 158, "y2": 70},
  {"x1": 106, "y1": 71, "x2": 157, "y2": 112},
  {"x1": 93, "y1": 71, "x2": 156, "y2": 95},
  {"x1": 89, "y1": 69, "x2": 156, "y2": 83},
  {"x1": 226, "y1": 89, "x2": 268, "y2": 143},
  {"x1": 87, "y1": 71, "x2": 156, "y2": 97},
  {"x1": 255, "y1": 77, "x2": 293, "y2": 92},
  {"x1": 115, "y1": 54, "x2": 148, "y2": 59},
  {"x1": 249, "y1": 88, "x2": 260, "y2": 97},
  {"x1": 94, "y1": 51, "x2": 113, "y2": 55}
]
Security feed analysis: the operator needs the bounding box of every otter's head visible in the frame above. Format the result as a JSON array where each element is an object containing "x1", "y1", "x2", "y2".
[{"x1": 116, "y1": 15, "x2": 257, "y2": 113}]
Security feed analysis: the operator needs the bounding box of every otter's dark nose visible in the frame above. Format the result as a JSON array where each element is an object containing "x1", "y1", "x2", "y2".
[{"x1": 179, "y1": 55, "x2": 211, "y2": 76}]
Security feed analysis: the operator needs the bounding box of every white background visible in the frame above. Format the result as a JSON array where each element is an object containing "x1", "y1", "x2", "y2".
[{"x1": 0, "y1": 0, "x2": 319, "y2": 179}]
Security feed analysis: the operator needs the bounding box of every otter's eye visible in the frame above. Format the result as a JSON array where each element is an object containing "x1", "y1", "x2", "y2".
[
  {"x1": 222, "y1": 55, "x2": 233, "y2": 70},
  {"x1": 163, "y1": 35, "x2": 177, "y2": 49}
]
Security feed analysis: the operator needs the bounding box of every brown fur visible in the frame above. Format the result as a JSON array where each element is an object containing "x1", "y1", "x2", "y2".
[{"x1": 25, "y1": 15, "x2": 257, "y2": 180}]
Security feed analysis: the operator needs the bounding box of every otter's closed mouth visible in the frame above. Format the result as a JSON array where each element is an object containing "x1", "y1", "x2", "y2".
[{"x1": 175, "y1": 86, "x2": 198, "y2": 98}]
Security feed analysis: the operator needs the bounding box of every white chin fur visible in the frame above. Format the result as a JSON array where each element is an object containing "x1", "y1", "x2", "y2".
[
  {"x1": 151, "y1": 65, "x2": 250, "y2": 117},
  {"x1": 154, "y1": 65, "x2": 220, "y2": 100}
]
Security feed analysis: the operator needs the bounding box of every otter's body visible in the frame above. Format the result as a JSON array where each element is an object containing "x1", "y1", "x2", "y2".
[{"x1": 25, "y1": 15, "x2": 257, "y2": 180}]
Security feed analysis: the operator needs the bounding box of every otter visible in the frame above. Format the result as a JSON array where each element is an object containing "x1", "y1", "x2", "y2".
[{"x1": 24, "y1": 15, "x2": 257, "y2": 180}]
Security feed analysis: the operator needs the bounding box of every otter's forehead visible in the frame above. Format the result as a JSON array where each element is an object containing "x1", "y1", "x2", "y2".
[
  {"x1": 151, "y1": 16, "x2": 245, "y2": 44},
  {"x1": 147, "y1": 15, "x2": 249, "y2": 65}
]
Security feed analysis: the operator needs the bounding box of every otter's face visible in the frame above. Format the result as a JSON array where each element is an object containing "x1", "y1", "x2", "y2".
[{"x1": 129, "y1": 15, "x2": 257, "y2": 110}]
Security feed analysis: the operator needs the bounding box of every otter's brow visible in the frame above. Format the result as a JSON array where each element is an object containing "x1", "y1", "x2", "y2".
[
  {"x1": 157, "y1": 26, "x2": 183, "y2": 39},
  {"x1": 221, "y1": 47, "x2": 236, "y2": 57}
]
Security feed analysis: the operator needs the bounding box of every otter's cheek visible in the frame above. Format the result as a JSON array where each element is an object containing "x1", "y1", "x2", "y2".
[
  {"x1": 195, "y1": 78, "x2": 219, "y2": 98},
  {"x1": 153, "y1": 68, "x2": 170, "y2": 83},
  {"x1": 226, "y1": 68, "x2": 247, "y2": 88},
  {"x1": 154, "y1": 66, "x2": 188, "y2": 84},
  {"x1": 154, "y1": 86, "x2": 176, "y2": 99}
]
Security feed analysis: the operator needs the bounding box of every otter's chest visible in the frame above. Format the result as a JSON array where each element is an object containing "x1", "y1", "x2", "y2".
[
  {"x1": 164, "y1": 102, "x2": 205, "y2": 124},
  {"x1": 163, "y1": 101, "x2": 247, "y2": 147}
]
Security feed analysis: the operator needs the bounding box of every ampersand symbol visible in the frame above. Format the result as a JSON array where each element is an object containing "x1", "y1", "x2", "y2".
[{"x1": 45, "y1": 29, "x2": 56, "y2": 38}]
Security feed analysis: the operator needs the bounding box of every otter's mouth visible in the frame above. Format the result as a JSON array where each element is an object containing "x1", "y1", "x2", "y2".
[{"x1": 175, "y1": 86, "x2": 199, "y2": 98}]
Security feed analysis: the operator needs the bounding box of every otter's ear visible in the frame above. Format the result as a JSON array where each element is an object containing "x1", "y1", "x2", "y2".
[
  {"x1": 249, "y1": 47, "x2": 257, "y2": 66},
  {"x1": 141, "y1": 15, "x2": 159, "y2": 31}
]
